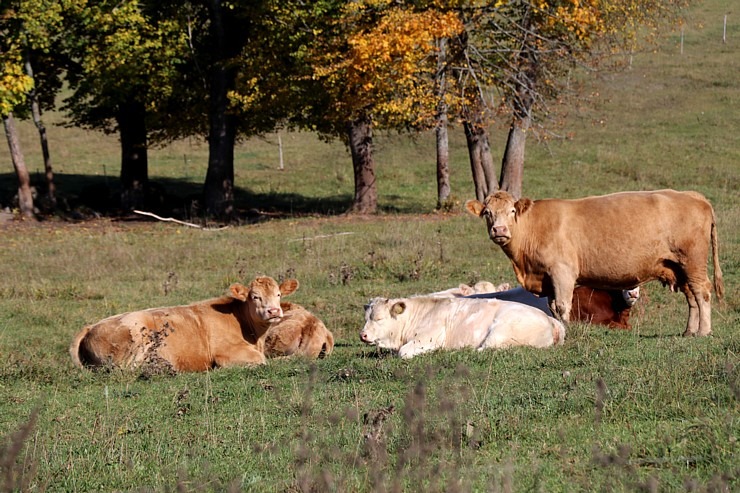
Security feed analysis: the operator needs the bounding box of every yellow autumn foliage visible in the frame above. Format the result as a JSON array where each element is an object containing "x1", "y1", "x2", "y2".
[
  {"x1": 0, "y1": 50, "x2": 34, "y2": 116},
  {"x1": 313, "y1": 5, "x2": 463, "y2": 127}
]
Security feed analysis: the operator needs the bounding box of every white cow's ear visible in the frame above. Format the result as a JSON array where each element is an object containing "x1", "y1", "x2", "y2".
[
  {"x1": 229, "y1": 283, "x2": 249, "y2": 302},
  {"x1": 464, "y1": 199, "x2": 485, "y2": 217},
  {"x1": 391, "y1": 302, "x2": 406, "y2": 317},
  {"x1": 280, "y1": 279, "x2": 299, "y2": 296},
  {"x1": 514, "y1": 198, "x2": 533, "y2": 217}
]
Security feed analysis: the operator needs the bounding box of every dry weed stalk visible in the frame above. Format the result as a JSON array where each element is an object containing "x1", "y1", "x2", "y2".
[{"x1": 1, "y1": 409, "x2": 38, "y2": 493}]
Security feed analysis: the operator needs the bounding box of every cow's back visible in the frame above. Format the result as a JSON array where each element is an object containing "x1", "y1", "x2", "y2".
[
  {"x1": 73, "y1": 300, "x2": 232, "y2": 372},
  {"x1": 526, "y1": 190, "x2": 714, "y2": 288}
]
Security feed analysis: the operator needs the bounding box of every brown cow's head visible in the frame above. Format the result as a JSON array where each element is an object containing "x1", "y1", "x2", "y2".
[
  {"x1": 465, "y1": 191, "x2": 533, "y2": 246},
  {"x1": 230, "y1": 276, "x2": 299, "y2": 325},
  {"x1": 621, "y1": 286, "x2": 641, "y2": 307}
]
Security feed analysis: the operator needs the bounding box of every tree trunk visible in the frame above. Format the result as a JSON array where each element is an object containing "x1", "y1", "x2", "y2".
[
  {"x1": 3, "y1": 113, "x2": 35, "y2": 218},
  {"x1": 500, "y1": 20, "x2": 536, "y2": 201},
  {"x1": 203, "y1": 63, "x2": 236, "y2": 218},
  {"x1": 24, "y1": 54, "x2": 55, "y2": 207},
  {"x1": 203, "y1": 0, "x2": 239, "y2": 219},
  {"x1": 435, "y1": 38, "x2": 450, "y2": 209},
  {"x1": 117, "y1": 99, "x2": 149, "y2": 211},
  {"x1": 499, "y1": 113, "x2": 530, "y2": 200},
  {"x1": 463, "y1": 120, "x2": 498, "y2": 201},
  {"x1": 436, "y1": 116, "x2": 450, "y2": 208},
  {"x1": 346, "y1": 115, "x2": 377, "y2": 214}
]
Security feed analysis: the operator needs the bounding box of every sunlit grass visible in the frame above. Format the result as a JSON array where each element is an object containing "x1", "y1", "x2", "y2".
[{"x1": 1, "y1": 0, "x2": 738, "y2": 491}]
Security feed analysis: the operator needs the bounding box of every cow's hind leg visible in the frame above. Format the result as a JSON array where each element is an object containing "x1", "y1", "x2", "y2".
[
  {"x1": 479, "y1": 319, "x2": 508, "y2": 349},
  {"x1": 680, "y1": 283, "x2": 700, "y2": 337},
  {"x1": 688, "y1": 275, "x2": 713, "y2": 337}
]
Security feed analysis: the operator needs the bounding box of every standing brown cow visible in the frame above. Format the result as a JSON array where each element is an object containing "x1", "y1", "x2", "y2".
[{"x1": 465, "y1": 190, "x2": 723, "y2": 336}]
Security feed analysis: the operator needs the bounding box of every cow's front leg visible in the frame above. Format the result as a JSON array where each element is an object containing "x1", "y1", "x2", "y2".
[
  {"x1": 398, "y1": 340, "x2": 436, "y2": 359},
  {"x1": 549, "y1": 269, "x2": 576, "y2": 322},
  {"x1": 214, "y1": 343, "x2": 266, "y2": 368}
]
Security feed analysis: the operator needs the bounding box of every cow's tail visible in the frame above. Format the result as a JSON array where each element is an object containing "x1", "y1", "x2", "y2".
[
  {"x1": 69, "y1": 325, "x2": 92, "y2": 368},
  {"x1": 711, "y1": 210, "x2": 724, "y2": 301}
]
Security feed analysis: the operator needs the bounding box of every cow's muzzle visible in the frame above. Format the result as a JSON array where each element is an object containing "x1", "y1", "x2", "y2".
[
  {"x1": 490, "y1": 225, "x2": 510, "y2": 244},
  {"x1": 359, "y1": 331, "x2": 375, "y2": 345}
]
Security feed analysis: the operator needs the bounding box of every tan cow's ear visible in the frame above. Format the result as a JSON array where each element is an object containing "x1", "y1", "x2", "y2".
[
  {"x1": 229, "y1": 283, "x2": 249, "y2": 302},
  {"x1": 279, "y1": 279, "x2": 299, "y2": 296},
  {"x1": 464, "y1": 199, "x2": 485, "y2": 217},
  {"x1": 390, "y1": 301, "x2": 406, "y2": 317},
  {"x1": 514, "y1": 198, "x2": 533, "y2": 217},
  {"x1": 458, "y1": 284, "x2": 474, "y2": 296}
]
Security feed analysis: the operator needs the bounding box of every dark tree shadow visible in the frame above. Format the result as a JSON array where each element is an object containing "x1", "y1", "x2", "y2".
[{"x1": 0, "y1": 172, "x2": 356, "y2": 223}]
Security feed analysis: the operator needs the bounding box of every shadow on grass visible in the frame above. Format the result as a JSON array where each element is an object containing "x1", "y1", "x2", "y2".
[{"x1": 0, "y1": 172, "x2": 357, "y2": 222}]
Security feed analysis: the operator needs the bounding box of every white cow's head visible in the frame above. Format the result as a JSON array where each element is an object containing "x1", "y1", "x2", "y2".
[
  {"x1": 622, "y1": 286, "x2": 641, "y2": 307},
  {"x1": 359, "y1": 298, "x2": 407, "y2": 350},
  {"x1": 230, "y1": 276, "x2": 298, "y2": 325},
  {"x1": 465, "y1": 191, "x2": 533, "y2": 246}
]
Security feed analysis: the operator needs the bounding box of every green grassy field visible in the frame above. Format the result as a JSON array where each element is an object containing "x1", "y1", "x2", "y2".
[{"x1": 1, "y1": 1, "x2": 738, "y2": 491}]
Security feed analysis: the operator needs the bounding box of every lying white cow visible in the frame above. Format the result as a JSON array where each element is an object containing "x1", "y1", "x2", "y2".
[
  {"x1": 359, "y1": 296, "x2": 565, "y2": 359},
  {"x1": 422, "y1": 280, "x2": 511, "y2": 298}
]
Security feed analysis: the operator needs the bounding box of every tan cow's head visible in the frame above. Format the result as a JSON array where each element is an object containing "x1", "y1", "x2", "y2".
[
  {"x1": 230, "y1": 276, "x2": 299, "y2": 325},
  {"x1": 465, "y1": 191, "x2": 533, "y2": 246},
  {"x1": 359, "y1": 298, "x2": 407, "y2": 350}
]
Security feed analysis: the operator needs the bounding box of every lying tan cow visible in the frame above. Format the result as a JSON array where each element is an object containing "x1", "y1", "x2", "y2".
[
  {"x1": 264, "y1": 302, "x2": 334, "y2": 359},
  {"x1": 466, "y1": 190, "x2": 724, "y2": 336},
  {"x1": 70, "y1": 277, "x2": 332, "y2": 372},
  {"x1": 423, "y1": 280, "x2": 511, "y2": 298},
  {"x1": 359, "y1": 296, "x2": 565, "y2": 359}
]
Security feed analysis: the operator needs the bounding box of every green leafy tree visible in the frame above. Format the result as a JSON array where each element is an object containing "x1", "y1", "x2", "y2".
[
  {"x1": 147, "y1": 1, "x2": 301, "y2": 219},
  {"x1": 62, "y1": 0, "x2": 187, "y2": 211},
  {"x1": 1, "y1": 1, "x2": 41, "y2": 218},
  {"x1": 15, "y1": 0, "x2": 68, "y2": 208}
]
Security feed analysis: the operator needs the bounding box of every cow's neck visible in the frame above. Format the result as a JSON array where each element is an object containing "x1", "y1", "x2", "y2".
[{"x1": 501, "y1": 235, "x2": 546, "y2": 295}]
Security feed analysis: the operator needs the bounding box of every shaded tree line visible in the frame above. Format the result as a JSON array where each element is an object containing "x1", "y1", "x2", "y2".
[{"x1": 1, "y1": 0, "x2": 690, "y2": 220}]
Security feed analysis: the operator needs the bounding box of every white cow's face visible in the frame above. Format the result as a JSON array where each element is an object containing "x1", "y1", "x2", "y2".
[
  {"x1": 622, "y1": 286, "x2": 641, "y2": 307},
  {"x1": 359, "y1": 298, "x2": 406, "y2": 350}
]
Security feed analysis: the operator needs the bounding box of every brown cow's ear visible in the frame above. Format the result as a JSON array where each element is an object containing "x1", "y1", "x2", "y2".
[
  {"x1": 514, "y1": 198, "x2": 533, "y2": 217},
  {"x1": 280, "y1": 279, "x2": 299, "y2": 296},
  {"x1": 390, "y1": 301, "x2": 406, "y2": 317},
  {"x1": 229, "y1": 283, "x2": 249, "y2": 302},
  {"x1": 464, "y1": 199, "x2": 485, "y2": 217}
]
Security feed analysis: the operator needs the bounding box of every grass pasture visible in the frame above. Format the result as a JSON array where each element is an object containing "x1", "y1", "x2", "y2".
[{"x1": 1, "y1": 1, "x2": 739, "y2": 491}]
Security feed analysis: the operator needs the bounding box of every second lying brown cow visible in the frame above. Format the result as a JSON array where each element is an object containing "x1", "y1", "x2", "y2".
[
  {"x1": 466, "y1": 286, "x2": 641, "y2": 330},
  {"x1": 571, "y1": 286, "x2": 640, "y2": 329},
  {"x1": 70, "y1": 276, "x2": 333, "y2": 373}
]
